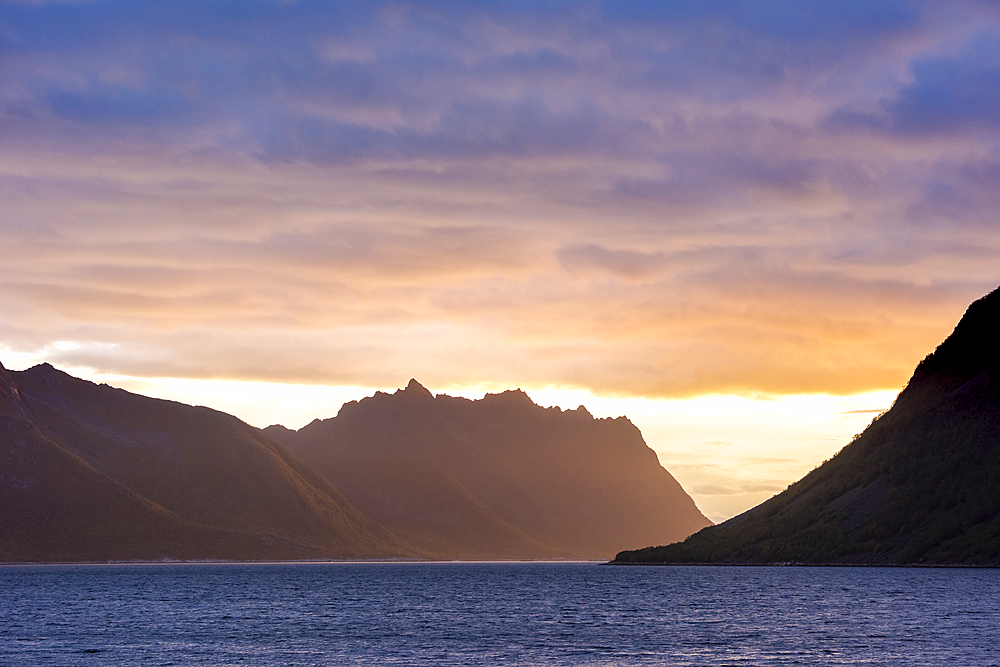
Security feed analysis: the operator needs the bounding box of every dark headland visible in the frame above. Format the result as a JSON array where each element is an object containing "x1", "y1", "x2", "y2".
[{"x1": 613, "y1": 285, "x2": 1000, "y2": 567}]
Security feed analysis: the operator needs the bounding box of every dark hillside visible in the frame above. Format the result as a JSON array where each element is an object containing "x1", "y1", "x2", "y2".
[
  {"x1": 613, "y1": 286, "x2": 1000, "y2": 566},
  {"x1": 1, "y1": 363, "x2": 412, "y2": 561}
]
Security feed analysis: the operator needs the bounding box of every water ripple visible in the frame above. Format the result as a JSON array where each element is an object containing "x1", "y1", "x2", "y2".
[{"x1": 1, "y1": 563, "x2": 998, "y2": 666}]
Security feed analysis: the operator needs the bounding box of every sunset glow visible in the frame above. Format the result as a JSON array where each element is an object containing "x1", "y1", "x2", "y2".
[
  {"x1": 3, "y1": 1, "x2": 999, "y2": 521},
  {"x1": 0, "y1": 348, "x2": 898, "y2": 521}
]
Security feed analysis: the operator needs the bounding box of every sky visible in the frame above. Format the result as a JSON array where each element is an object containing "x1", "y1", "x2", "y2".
[{"x1": 2, "y1": 0, "x2": 999, "y2": 522}]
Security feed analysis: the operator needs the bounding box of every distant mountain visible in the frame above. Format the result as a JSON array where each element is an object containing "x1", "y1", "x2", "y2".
[
  {"x1": 613, "y1": 286, "x2": 1000, "y2": 566},
  {"x1": 0, "y1": 363, "x2": 411, "y2": 562},
  {"x1": 1, "y1": 362, "x2": 706, "y2": 563},
  {"x1": 265, "y1": 380, "x2": 712, "y2": 560}
]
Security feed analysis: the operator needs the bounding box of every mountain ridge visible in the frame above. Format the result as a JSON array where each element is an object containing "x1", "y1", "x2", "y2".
[
  {"x1": 266, "y1": 380, "x2": 711, "y2": 560},
  {"x1": 2, "y1": 365, "x2": 708, "y2": 562},
  {"x1": 1, "y1": 362, "x2": 415, "y2": 562}
]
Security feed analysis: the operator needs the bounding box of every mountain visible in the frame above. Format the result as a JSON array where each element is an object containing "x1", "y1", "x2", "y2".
[
  {"x1": 2, "y1": 362, "x2": 707, "y2": 562},
  {"x1": 264, "y1": 380, "x2": 712, "y2": 560},
  {"x1": 1, "y1": 362, "x2": 411, "y2": 562},
  {"x1": 613, "y1": 286, "x2": 1000, "y2": 566}
]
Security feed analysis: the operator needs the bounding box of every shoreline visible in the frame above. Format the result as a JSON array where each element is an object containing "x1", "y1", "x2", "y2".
[
  {"x1": 0, "y1": 558, "x2": 606, "y2": 567},
  {"x1": 605, "y1": 560, "x2": 1000, "y2": 569},
  {"x1": 3, "y1": 558, "x2": 996, "y2": 568}
]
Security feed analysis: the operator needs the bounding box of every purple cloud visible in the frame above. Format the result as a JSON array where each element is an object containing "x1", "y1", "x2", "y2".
[
  {"x1": 826, "y1": 31, "x2": 1000, "y2": 137},
  {"x1": 1, "y1": 0, "x2": 1000, "y2": 397}
]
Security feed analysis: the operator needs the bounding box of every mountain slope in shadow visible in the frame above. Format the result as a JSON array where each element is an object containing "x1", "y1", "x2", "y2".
[
  {"x1": 614, "y1": 285, "x2": 1000, "y2": 566},
  {"x1": 1, "y1": 363, "x2": 412, "y2": 562},
  {"x1": 266, "y1": 381, "x2": 712, "y2": 560}
]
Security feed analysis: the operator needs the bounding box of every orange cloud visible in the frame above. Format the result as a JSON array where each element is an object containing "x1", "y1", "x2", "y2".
[{"x1": 2, "y1": 2, "x2": 1000, "y2": 399}]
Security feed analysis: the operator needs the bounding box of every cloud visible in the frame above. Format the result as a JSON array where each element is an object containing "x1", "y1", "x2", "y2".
[
  {"x1": 45, "y1": 84, "x2": 194, "y2": 125},
  {"x1": 826, "y1": 30, "x2": 1000, "y2": 138},
  {"x1": 889, "y1": 55, "x2": 1000, "y2": 136},
  {"x1": 1, "y1": 1, "x2": 1000, "y2": 397},
  {"x1": 557, "y1": 244, "x2": 666, "y2": 280},
  {"x1": 692, "y1": 482, "x2": 785, "y2": 497}
]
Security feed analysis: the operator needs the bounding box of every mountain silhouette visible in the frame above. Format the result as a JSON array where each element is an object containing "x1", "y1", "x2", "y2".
[
  {"x1": 1, "y1": 363, "x2": 411, "y2": 562},
  {"x1": 613, "y1": 285, "x2": 1000, "y2": 566},
  {"x1": 265, "y1": 381, "x2": 712, "y2": 560},
  {"x1": 2, "y1": 363, "x2": 707, "y2": 562}
]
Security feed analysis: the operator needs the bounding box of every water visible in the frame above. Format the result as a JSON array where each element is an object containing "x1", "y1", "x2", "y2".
[{"x1": 1, "y1": 562, "x2": 998, "y2": 667}]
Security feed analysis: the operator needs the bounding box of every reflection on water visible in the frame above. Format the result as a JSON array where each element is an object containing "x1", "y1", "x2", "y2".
[{"x1": 2, "y1": 562, "x2": 998, "y2": 666}]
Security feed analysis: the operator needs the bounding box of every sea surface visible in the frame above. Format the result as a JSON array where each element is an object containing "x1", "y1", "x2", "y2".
[{"x1": 1, "y1": 562, "x2": 998, "y2": 666}]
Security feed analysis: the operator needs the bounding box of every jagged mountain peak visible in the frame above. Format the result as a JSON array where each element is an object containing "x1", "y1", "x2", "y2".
[
  {"x1": 24, "y1": 362, "x2": 60, "y2": 376},
  {"x1": 274, "y1": 381, "x2": 710, "y2": 560},
  {"x1": 399, "y1": 378, "x2": 434, "y2": 400},
  {"x1": 482, "y1": 388, "x2": 535, "y2": 406}
]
